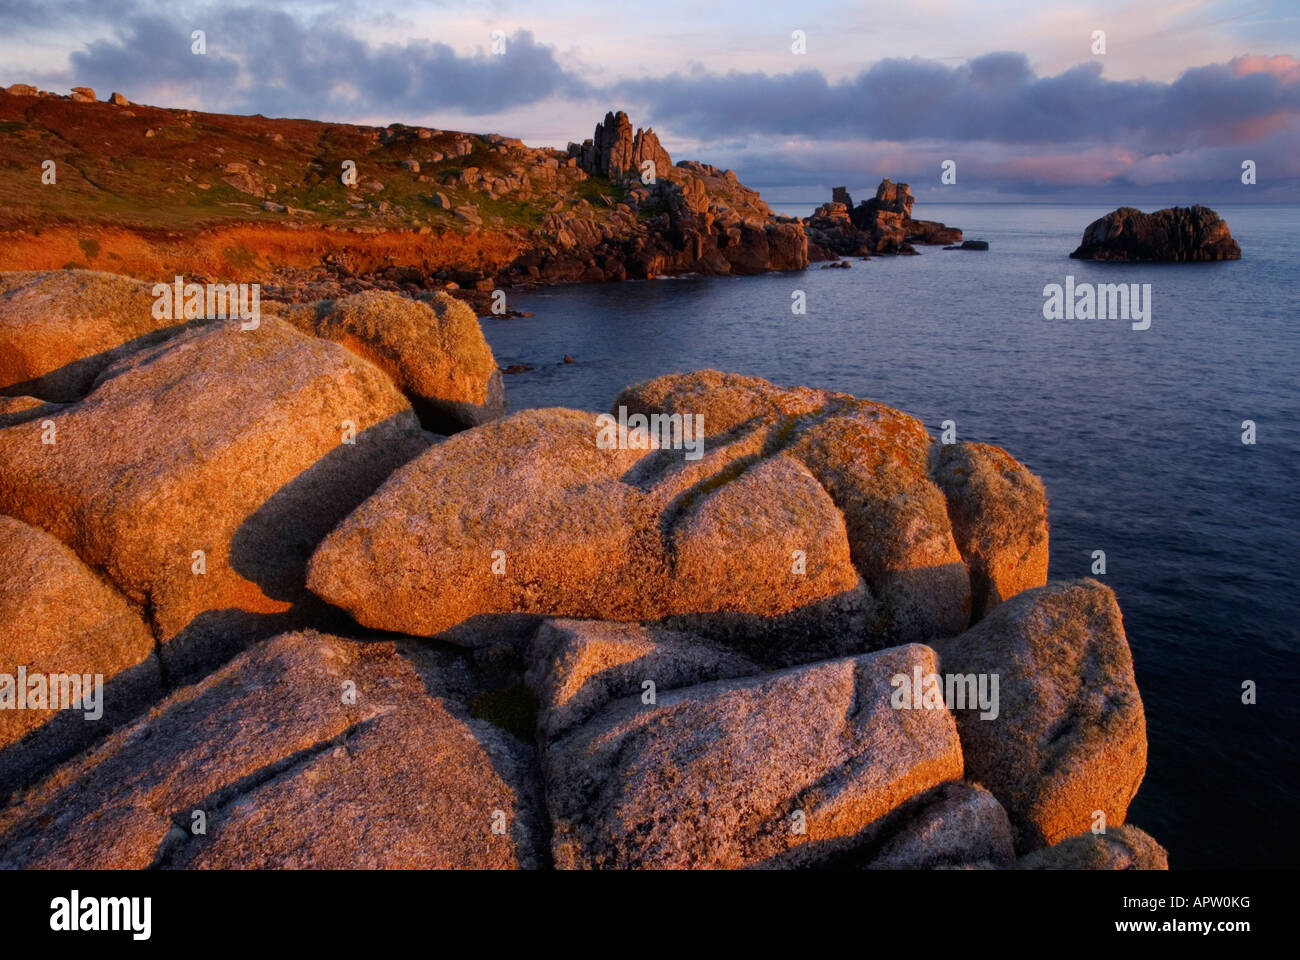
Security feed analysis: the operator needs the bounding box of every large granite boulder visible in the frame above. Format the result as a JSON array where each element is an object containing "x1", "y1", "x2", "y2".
[
  {"x1": 543, "y1": 643, "x2": 963, "y2": 869},
  {"x1": 309, "y1": 371, "x2": 1049, "y2": 662},
  {"x1": 932, "y1": 442, "x2": 1049, "y2": 620},
  {"x1": 0, "y1": 270, "x2": 506, "y2": 434},
  {"x1": 1069, "y1": 206, "x2": 1241, "y2": 261},
  {"x1": 933, "y1": 580, "x2": 1147, "y2": 851},
  {"x1": 0, "y1": 270, "x2": 184, "y2": 400},
  {"x1": 272, "y1": 290, "x2": 504, "y2": 433},
  {"x1": 0, "y1": 317, "x2": 430, "y2": 676},
  {"x1": 0, "y1": 631, "x2": 544, "y2": 869},
  {"x1": 0, "y1": 515, "x2": 161, "y2": 796}
]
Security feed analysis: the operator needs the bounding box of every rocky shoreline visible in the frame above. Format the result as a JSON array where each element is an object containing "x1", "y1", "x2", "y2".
[{"x1": 0, "y1": 268, "x2": 1165, "y2": 869}]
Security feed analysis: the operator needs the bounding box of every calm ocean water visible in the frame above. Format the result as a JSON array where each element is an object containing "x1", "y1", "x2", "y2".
[{"x1": 483, "y1": 202, "x2": 1300, "y2": 869}]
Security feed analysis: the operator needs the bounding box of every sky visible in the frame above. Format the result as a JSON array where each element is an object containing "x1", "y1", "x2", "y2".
[{"x1": 2, "y1": 0, "x2": 1298, "y2": 202}]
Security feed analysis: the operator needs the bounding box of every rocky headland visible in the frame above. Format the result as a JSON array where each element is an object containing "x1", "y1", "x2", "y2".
[
  {"x1": 0, "y1": 87, "x2": 807, "y2": 300},
  {"x1": 1070, "y1": 205, "x2": 1241, "y2": 261},
  {"x1": 0, "y1": 269, "x2": 1165, "y2": 869}
]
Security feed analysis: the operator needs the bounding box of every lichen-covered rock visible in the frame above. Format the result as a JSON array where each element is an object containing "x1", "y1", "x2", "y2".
[
  {"x1": 0, "y1": 515, "x2": 160, "y2": 795},
  {"x1": 0, "y1": 631, "x2": 544, "y2": 869},
  {"x1": 933, "y1": 579, "x2": 1147, "y2": 851},
  {"x1": 1069, "y1": 206, "x2": 1241, "y2": 261},
  {"x1": 1016, "y1": 824, "x2": 1169, "y2": 870},
  {"x1": 932, "y1": 441, "x2": 1049, "y2": 622},
  {"x1": 543, "y1": 643, "x2": 963, "y2": 869},
  {"x1": 525, "y1": 619, "x2": 761, "y2": 742},
  {"x1": 275, "y1": 290, "x2": 504, "y2": 433},
  {"x1": 0, "y1": 317, "x2": 430, "y2": 676},
  {"x1": 0, "y1": 270, "x2": 180, "y2": 400},
  {"x1": 862, "y1": 781, "x2": 1016, "y2": 869}
]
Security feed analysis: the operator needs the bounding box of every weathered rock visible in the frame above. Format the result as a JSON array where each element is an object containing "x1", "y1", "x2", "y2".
[
  {"x1": 932, "y1": 442, "x2": 1049, "y2": 622},
  {"x1": 932, "y1": 580, "x2": 1147, "y2": 851},
  {"x1": 69, "y1": 87, "x2": 96, "y2": 102},
  {"x1": 5, "y1": 84, "x2": 38, "y2": 97},
  {"x1": 525, "y1": 619, "x2": 760, "y2": 742},
  {"x1": 309, "y1": 403, "x2": 867, "y2": 659},
  {"x1": 544, "y1": 643, "x2": 963, "y2": 869},
  {"x1": 310, "y1": 371, "x2": 1047, "y2": 661},
  {"x1": 275, "y1": 290, "x2": 504, "y2": 432},
  {"x1": 1016, "y1": 825, "x2": 1169, "y2": 870},
  {"x1": 905, "y1": 218, "x2": 962, "y2": 245},
  {"x1": 0, "y1": 317, "x2": 430, "y2": 676},
  {"x1": 806, "y1": 180, "x2": 960, "y2": 256},
  {"x1": 619, "y1": 371, "x2": 976, "y2": 644},
  {"x1": 569, "y1": 110, "x2": 673, "y2": 182},
  {"x1": 109, "y1": 91, "x2": 130, "y2": 106},
  {"x1": 0, "y1": 270, "x2": 181, "y2": 401},
  {"x1": 862, "y1": 781, "x2": 1016, "y2": 869},
  {"x1": 1069, "y1": 206, "x2": 1241, "y2": 261},
  {"x1": 0, "y1": 631, "x2": 544, "y2": 869},
  {"x1": 945, "y1": 240, "x2": 989, "y2": 251},
  {"x1": 0, "y1": 516, "x2": 160, "y2": 796}
]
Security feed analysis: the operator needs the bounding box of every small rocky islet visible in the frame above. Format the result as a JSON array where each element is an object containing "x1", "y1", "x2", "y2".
[
  {"x1": 1069, "y1": 205, "x2": 1242, "y2": 262},
  {"x1": 0, "y1": 268, "x2": 1165, "y2": 869}
]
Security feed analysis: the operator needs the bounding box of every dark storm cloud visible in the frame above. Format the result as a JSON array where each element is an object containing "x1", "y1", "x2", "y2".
[
  {"x1": 622, "y1": 52, "x2": 1300, "y2": 151},
  {"x1": 61, "y1": 6, "x2": 590, "y2": 117}
]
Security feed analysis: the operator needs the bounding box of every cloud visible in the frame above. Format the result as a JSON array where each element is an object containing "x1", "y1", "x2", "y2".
[
  {"x1": 621, "y1": 52, "x2": 1300, "y2": 154},
  {"x1": 61, "y1": 7, "x2": 591, "y2": 117}
]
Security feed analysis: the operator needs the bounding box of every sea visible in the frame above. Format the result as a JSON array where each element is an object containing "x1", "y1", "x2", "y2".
[{"x1": 481, "y1": 202, "x2": 1300, "y2": 869}]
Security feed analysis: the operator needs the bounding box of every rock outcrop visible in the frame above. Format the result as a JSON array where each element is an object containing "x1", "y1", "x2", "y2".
[
  {"x1": 1069, "y1": 206, "x2": 1241, "y2": 261},
  {"x1": 933, "y1": 580, "x2": 1147, "y2": 851},
  {"x1": 548, "y1": 110, "x2": 807, "y2": 279},
  {"x1": 307, "y1": 370, "x2": 1050, "y2": 661},
  {"x1": 569, "y1": 110, "x2": 674, "y2": 183},
  {"x1": 0, "y1": 631, "x2": 545, "y2": 869},
  {"x1": 806, "y1": 180, "x2": 963, "y2": 258}
]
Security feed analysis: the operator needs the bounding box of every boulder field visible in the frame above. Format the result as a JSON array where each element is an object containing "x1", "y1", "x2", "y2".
[{"x1": 0, "y1": 269, "x2": 1164, "y2": 868}]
